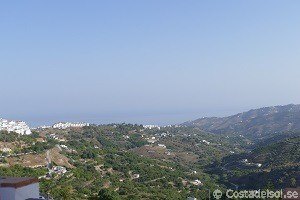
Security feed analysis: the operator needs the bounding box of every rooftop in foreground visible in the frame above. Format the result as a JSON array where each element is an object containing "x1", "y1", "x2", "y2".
[{"x1": 0, "y1": 177, "x2": 39, "y2": 188}]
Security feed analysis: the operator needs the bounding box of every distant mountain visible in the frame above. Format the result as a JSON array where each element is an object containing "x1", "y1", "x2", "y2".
[{"x1": 183, "y1": 104, "x2": 300, "y2": 139}]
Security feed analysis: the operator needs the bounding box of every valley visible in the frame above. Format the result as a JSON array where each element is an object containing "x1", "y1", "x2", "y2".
[{"x1": 0, "y1": 104, "x2": 299, "y2": 199}]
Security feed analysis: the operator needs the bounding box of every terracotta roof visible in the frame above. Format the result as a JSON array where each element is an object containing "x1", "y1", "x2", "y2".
[{"x1": 0, "y1": 177, "x2": 38, "y2": 188}]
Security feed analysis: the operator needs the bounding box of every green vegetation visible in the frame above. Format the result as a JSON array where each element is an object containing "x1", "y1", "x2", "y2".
[
  {"x1": 0, "y1": 120, "x2": 299, "y2": 199},
  {"x1": 209, "y1": 135, "x2": 300, "y2": 190},
  {"x1": 0, "y1": 131, "x2": 19, "y2": 142}
]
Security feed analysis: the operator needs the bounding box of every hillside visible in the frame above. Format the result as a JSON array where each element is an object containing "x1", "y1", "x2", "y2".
[
  {"x1": 250, "y1": 136, "x2": 300, "y2": 168},
  {"x1": 1, "y1": 124, "x2": 237, "y2": 199},
  {"x1": 210, "y1": 136, "x2": 300, "y2": 189},
  {"x1": 0, "y1": 119, "x2": 299, "y2": 198},
  {"x1": 183, "y1": 104, "x2": 300, "y2": 139},
  {"x1": 253, "y1": 130, "x2": 300, "y2": 148}
]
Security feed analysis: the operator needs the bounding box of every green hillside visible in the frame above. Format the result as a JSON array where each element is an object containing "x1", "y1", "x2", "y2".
[
  {"x1": 210, "y1": 136, "x2": 300, "y2": 189},
  {"x1": 183, "y1": 104, "x2": 300, "y2": 140}
]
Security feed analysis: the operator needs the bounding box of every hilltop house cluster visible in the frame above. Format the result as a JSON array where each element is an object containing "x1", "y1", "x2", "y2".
[
  {"x1": 0, "y1": 118, "x2": 31, "y2": 135},
  {"x1": 52, "y1": 122, "x2": 90, "y2": 129},
  {"x1": 143, "y1": 125, "x2": 161, "y2": 130}
]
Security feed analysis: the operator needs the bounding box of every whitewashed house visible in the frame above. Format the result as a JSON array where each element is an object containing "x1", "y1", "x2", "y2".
[
  {"x1": 52, "y1": 122, "x2": 90, "y2": 129},
  {"x1": 0, "y1": 118, "x2": 31, "y2": 135}
]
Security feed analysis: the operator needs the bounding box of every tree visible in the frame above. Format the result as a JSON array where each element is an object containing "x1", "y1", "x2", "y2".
[
  {"x1": 290, "y1": 178, "x2": 297, "y2": 187},
  {"x1": 51, "y1": 185, "x2": 74, "y2": 200},
  {"x1": 98, "y1": 188, "x2": 121, "y2": 200}
]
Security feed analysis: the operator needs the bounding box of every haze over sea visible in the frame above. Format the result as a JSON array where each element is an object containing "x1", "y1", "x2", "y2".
[
  {"x1": 17, "y1": 107, "x2": 245, "y2": 127},
  {"x1": 1, "y1": 1, "x2": 300, "y2": 126}
]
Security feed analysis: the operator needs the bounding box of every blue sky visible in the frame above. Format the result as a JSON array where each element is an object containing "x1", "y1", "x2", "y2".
[{"x1": 1, "y1": 1, "x2": 300, "y2": 126}]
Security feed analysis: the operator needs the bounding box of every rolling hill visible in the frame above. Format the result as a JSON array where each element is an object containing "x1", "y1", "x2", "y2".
[
  {"x1": 213, "y1": 136, "x2": 300, "y2": 189},
  {"x1": 183, "y1": 104, "x2": 300, "y2": 140}
]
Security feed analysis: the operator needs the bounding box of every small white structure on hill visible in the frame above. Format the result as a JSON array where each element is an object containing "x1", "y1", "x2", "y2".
[
  {"x1": 158, "y1": 144, "x2": 166, "y2": 148},
  {"x1": 202, "y1": 140, "x2": 210, "y2": 145},
  {"x1": 132, "y1": 174, "x2": 140, "y2": 179},
  {"x1": 51, "y1": 166, "x2": 67, "y2": 175},
  {"x1": 191, "y1": 179, "x2": 203, "y2": 186}
]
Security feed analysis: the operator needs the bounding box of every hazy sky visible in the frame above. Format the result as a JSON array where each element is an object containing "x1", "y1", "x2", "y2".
[{"x1": 1, "y1": 1, "x2": 300, "y2": 126}]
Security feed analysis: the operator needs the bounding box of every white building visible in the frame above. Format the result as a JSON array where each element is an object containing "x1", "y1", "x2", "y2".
[
  {"x1": 187, "y1": 197, "x2": 197, "y2": 200},
  {"x1": 36, "y1": 125, "x2": 51, "y2": 129},
  {"x1": 256, "y1": 163, "x2": 262, "y2": 168},
  {"x1": 0, "y1": 177, "x2": 40, "y2": 200},
  {"x1": 191, "y1": 179, "x2": 203, "y2": 186},
  {"x1": 147, "y1": 138, "x2": 157, "y2": 144},
  {"x1": 0, "y1": 147, "x2": 12, "y2": 153},
  {"x1": 143, "y1": 125, "x2": 160, "y2": 130},
  {"x1": 52, "y1": 122, "x2": 90, "y2": 129},
  {"x1": 51, "y1": 166, "x2": 67, "y2": 175},
  {"x1": 202, "y1": 140, "x2": 210, "y2": 145},
  {"x1": 132, "y1": 174, "x2": 140, "y2": 179},
  {"x1": 0, "y1": 118, "x2": 31, "y2": 135},
  {"x1": 158, "y1": 144, "x2": 166, "y2": 148}
]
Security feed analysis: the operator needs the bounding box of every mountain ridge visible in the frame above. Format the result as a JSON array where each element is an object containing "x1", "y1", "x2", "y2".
[{"x1": 183, "y1": 104, "x2": 300, "y2": 139}]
